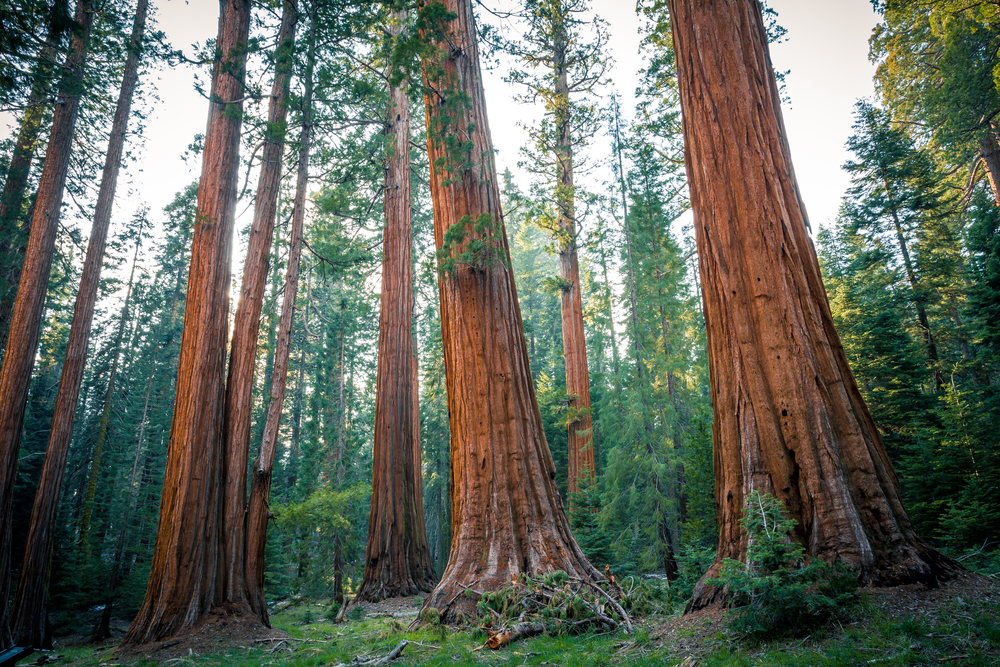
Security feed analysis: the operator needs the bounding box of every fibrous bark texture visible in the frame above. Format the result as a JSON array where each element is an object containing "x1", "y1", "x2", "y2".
[
  {"x1": 356, "y1": 25, "x2": 437, "y2": 600},
  {"x1": 245, "y1": 10, "x2": 313, "y2": 624},
  {"x1": 0, "y1": 0, "x2": 94, "y2": 647},
  {"x1": 122, "y1": 0, "x2": 252, "y2": 645},
  {"x1": 553, "y1": 32, "x2": 594, "y2": 496},
  {"x1": 419, "y1": 0, "x2": 599, "y2": 622},
  {"x1": 9, "y1": 1, "x2": 148, "y2": 647},
  {"x1": 666, "y1": 0, "x2": 958, "y2": 611},
  {"x1": 221, "y1": 0, "x2": 297, "y2": 609}
]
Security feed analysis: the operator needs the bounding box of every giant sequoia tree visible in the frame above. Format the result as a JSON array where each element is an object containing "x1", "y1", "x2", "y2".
[
  {"x1": 355, "y1": 9, "x2": 437, "y2": 602},
  {"x1": 666, "y1": 0, "x2": 958, "y2": 610},
  {"x1": 417, "y1": 0, "x2": 599, "y2": 621},
  {"x1": 123, "y1": 0, "x2": 253, "y2": 644}
]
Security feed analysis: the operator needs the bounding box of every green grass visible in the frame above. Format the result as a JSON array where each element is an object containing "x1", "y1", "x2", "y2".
[{"x1": 52, "y1": 591, "x2": 1000, "y2": 667}]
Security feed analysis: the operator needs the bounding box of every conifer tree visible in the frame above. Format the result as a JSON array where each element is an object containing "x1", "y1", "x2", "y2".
[
  {"x1": 488, "y1": 0, "x2": 609, "y2": 494},
  {"x1": 667, "y1": 0, "x2": 957, "y2": 609},
  {"x1": 0, "y1": 0, "x2": 94, "y2": 644}
]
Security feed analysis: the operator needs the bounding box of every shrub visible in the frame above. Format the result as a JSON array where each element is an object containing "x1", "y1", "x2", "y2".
[{"x1": 708, "y1": 490, "x2": 858, "y2": 639}]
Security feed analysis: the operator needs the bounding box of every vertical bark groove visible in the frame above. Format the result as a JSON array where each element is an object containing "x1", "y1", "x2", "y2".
[
  {"x1": 356, "y1": 14, "x2": 437, "y2": 599},
  {"x1": 122, "y1": 0, "x2": 252, "y2": 645},
  {"x1": 418, "y1": 0, "x2": 599, "y2": 622},
  {"x1": 665, "y1": 0, "x2": 958, "y2": 612}
]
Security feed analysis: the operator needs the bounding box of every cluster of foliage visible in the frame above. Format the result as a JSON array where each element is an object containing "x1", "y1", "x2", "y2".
[{"x1": 709, "y1": 492, "x2": 859, "y2": 639}]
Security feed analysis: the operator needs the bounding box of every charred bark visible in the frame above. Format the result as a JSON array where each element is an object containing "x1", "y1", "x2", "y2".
[
  {"x1": 356, "y1": 17, "x2": 437, "y2": 599},
  {"x1": 220, "y1": 0, "x2": 297, "y2": 608},
  {"x1": 665, "y1": 0, "x2": 958, "y2": 611},
  {"x1": 122, "y1": 0, "x2": 253, "y2": 645},
  {"x1": 418, "y1": 0, "x2": 599, "y2": 622},
  {"x1": 0, "y1": 0, "x2": 94, "y2": 647}
]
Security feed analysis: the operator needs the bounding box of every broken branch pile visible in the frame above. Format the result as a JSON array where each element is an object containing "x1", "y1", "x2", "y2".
[{"x1": 476, "y1": 571, "x2": 634, "y2": 649}]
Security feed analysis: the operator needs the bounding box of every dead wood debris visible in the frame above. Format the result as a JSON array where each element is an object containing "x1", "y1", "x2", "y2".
[
  {"x1": 331, "y1": 639, "x2": 408, "y2": 667},
  {"x1": 476, "y1": 571, "x2": 634, "y2": 650}
]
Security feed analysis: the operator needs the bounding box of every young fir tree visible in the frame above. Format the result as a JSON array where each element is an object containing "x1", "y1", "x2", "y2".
[{"x1": 841, "y1": 100, "x2": 955, "y2": 388}]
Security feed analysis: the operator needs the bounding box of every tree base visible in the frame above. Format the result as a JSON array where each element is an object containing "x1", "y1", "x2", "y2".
[{"x1": 118, "y1": 603, "x2": 281, "y2": 656}]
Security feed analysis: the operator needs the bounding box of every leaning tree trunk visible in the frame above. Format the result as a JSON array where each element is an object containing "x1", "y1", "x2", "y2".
[
  {"x1": 0, "y1": 41, "x2": 58, "y2": 347},
  {"x1": 0, "y1": 0, "x2": 94, "y2": 647},
  {"x1": 220, "y1": 0, "x2": 297, "y2": 608},
  {"x1": 418, "y1": 0, "x2": 600, "y2": 623},
  {"x1": 552, "y1": 28, "x2": 594, "y2": 497},
  {"x1": 9, "y1": 2, "x2": 148, "y2": 646},
  {"x1": 122, "y1": 0, "x2": 252, "y2": 645},
  {"x1": 666, "y1": 0, "x2": 958, "y2": 611},
  {"x1": 356, "y1": 14, "x2": 437, "y2": 599},
  {"x1": 244, "y1": 11, "x2": 314, "y2": 624},
  {"x1": 980, "y1": 129, "x2": 1000, "y2": 205}
]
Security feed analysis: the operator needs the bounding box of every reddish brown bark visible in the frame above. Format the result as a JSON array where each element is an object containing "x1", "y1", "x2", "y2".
[
  {"x1": 553, "y1": 43, "x2": 594, "y2": 496},
  {"x1": 220, "y1": 0, "x2": 297, "y2": 608},
  {"x1": 9, "y1": 3, "x2": 148, "y2": 645},
  {"x1": 122, "y1": 0, "x2": 252, "y2": 645},
  {"x1": 356, "y1": 22, "x2": 437, "y2": 599},
  {"x1": 245, "y1": 12, "x2": 314, "y2": 624},
  {"x1": 418, "y1": 0, "x2": 599, "y2": 622},
  {"x1": 666, "y1": 0, "x2": 958, "y2": 611},
  {"x1": 0, "y1": 0, "x2": 94, "y2": 647},
  {"x1": 980, "y1": 129, "x2": 1000, "y2": 205},
  {"x1": 0, "y1": 42, "x2": 58, "y2": 347}
]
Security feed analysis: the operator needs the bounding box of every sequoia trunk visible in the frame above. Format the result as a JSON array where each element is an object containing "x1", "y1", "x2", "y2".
[
  {"x1": 220, "y1": 0, "x2": 297, "y2": 606},
  {"x1": 356, "y1": 18, "x2": 437, "y2": 599},
  {"x1": 552, "y1": 25, "x2": 594, "y2": 497},
  {"x1": 980, "y1": 129, "x2": 1000, "y2": 205},
  {"x1": 122, "y1": 0, "x2": 252, "y2": 644},
  {"x1": 245, "y1": 12, "x2": 314, "y2": 623},
  {"x1": 418, "y1": 0, "x2": 599, "y2": 622},
  {"x1": 666, "y1": 0, "x2": 957, "y2": 610},
  {"x1": 0, "y1": 0, "x2": 94, "y2": 646}
]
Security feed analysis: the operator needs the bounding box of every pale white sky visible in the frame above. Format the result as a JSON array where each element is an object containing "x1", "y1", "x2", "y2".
[{"x1": 2, "y1": 0, "x2": 881, "y2": 269}]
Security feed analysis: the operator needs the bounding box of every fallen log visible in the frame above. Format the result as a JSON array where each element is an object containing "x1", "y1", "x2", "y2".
[{"x1": 484, "y1": 622, "x2": 546, "y2": 649}]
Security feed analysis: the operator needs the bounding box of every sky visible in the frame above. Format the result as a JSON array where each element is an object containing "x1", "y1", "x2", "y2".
[{"x1": 2, "y1": 0, "x2": 883, "y2": 265}]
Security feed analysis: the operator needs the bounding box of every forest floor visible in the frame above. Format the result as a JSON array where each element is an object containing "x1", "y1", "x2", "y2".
[{"x1": 43, "y1": 571, "x2": 1000, "y2": 666}]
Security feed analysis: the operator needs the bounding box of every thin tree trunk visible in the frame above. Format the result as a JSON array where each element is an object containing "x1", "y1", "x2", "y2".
[
  {"x1": 980, "y1": 129, "x2": 1000, "y2": 204},
  {"x1": 881, "y1": 176, "x2": 941, "y2": 389},
  {"x1": 95, "y1": 279, "x2": 166, "y2": 641},
  {"x1": 551, "y1": 18, "x2": 594, "y2": 497},
  {"x1": 220, "y1": 0, "x2": 297, "y2": 608},
  {"x1": 0, "y1": 0, "x2": 94, "y2": 646},
  {"x1": 123, "y1": 0, "x2": 252, "y2": 645},
  {"x1": 418, "y1": 0, "x2": 599, "y2": 623},
  {"x1": 666, "y1": 0, "x2": 958, "y2": 611},
  {"x1": 0, "y1": 41, "x2": 58, "y2": 347},
  {"x1": 357, "y1": 11, "x2": 437, "y2": 601},
  {"x1": 244, "y1": 13, "x2": 313, "y2": 623}
]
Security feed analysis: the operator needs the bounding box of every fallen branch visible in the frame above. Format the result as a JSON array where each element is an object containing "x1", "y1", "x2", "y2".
[
  {"x1": 483, "y1": 622, "x2": 546, "y2": 649},
  {"x1": 330, "y1": 640, "x2": 409, "y2": 667}
]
